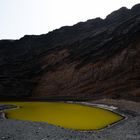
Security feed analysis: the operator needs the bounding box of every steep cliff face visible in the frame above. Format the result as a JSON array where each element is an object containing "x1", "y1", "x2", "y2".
[{"x1": 0, "y1": 4, "x2": 140, "y2": 101}]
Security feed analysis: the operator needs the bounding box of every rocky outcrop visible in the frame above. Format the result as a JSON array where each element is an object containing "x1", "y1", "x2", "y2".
[{"x1": 0, "y1": 4, "x2": 140, "y2": 101}]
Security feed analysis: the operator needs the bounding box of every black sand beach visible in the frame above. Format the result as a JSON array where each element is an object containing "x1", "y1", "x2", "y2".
[{"x1": 0, "y1": 99, "x2": 139, "y2": 140}]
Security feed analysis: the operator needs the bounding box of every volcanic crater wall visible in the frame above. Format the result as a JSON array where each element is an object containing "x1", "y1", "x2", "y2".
[{"x1": 0, "y1": 4, "x2": 140, "y2": 101}]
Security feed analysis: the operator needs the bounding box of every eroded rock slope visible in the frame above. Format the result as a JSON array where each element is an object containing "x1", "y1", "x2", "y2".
[{"x1": 0, "y1": 4, "x2": 140, "y2": 101}]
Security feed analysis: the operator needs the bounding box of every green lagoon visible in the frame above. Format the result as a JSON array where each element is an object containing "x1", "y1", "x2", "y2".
[{"x1": 0, "y1": 101, "x2": 123, "y2": 130}]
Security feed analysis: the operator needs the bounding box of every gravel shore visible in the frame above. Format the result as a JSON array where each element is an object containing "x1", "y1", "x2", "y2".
[{"x1": 0, "y1": 99, "x2": 140, "y2": 140}]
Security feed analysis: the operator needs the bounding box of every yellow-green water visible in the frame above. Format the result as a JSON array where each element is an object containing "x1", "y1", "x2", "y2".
[{"x1": 0, "y1": 102, "x2": 123, "y2": 130}]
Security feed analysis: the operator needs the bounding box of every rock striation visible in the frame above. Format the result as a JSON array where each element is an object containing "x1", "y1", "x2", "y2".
[{"x1": 0, "y1": 4, "x2": 140, "y2": 101}]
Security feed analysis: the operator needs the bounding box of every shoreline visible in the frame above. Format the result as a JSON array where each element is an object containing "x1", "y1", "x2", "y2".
[
  {"x1": 0, "y1": 101, "x2": 125, "y2": 132},
  {"x1": 0, "y1": 99, "x2": 140, "y2": 140}
]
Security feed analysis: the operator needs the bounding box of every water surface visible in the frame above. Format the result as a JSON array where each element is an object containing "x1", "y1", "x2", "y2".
[{"x1": 0, "y1": 102, "x2": 123, "y2": 130}]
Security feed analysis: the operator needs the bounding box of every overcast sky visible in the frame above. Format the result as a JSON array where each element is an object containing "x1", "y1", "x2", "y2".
[{"x1": 0, "y1": 0, "x2": 139, "y2": 39}]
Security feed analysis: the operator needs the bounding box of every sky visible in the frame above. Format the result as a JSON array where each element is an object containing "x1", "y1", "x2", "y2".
[{"x1": 0, "y1": 0, "x2": 139, "y2": 39}]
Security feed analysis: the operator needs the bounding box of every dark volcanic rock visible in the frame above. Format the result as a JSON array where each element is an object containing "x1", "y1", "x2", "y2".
[{"x1": 0, "y1": 4, "x2": 140, "y2": 101}]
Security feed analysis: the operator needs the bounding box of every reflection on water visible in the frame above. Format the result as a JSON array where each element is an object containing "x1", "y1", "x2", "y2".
[{"x1": 0, "y1": 102, "x2": 123, "y2": 130}]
